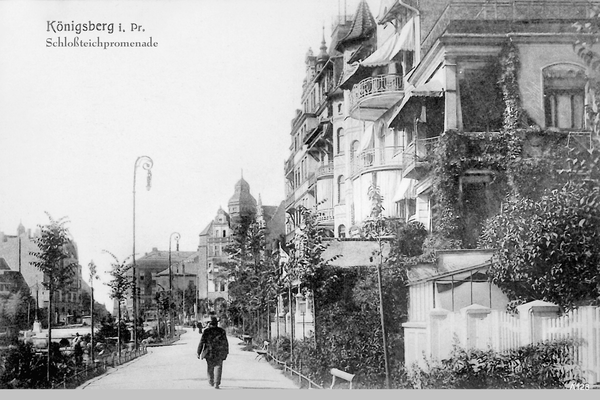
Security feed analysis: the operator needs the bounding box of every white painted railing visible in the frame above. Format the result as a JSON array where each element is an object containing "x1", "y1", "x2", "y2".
[{"x1": 350, "y1": 74, "x2": 403, "y2": 106}]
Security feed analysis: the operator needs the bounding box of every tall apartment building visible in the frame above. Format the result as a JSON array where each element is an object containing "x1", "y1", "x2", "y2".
[
  {"x1": 285, "y1": 0, "x2": 597, "y2": 244},
  {"x1": 284, "y1": 0, "x2": 407, "y2": 240}
]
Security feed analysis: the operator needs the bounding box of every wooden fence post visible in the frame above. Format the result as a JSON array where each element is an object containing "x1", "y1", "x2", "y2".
[{"x1": 517, "y1": 300, "x2": 559, "y2": 346}]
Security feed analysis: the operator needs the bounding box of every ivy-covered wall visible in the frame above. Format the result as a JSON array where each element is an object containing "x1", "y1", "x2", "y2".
[{"x1": 430, "y1": 40, "x2": 572, "y2": 248}]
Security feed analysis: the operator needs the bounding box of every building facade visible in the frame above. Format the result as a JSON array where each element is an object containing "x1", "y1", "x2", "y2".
[
  {"x1": 125, "y1": 247, "x2": 198, "y2": 321},
  {"x1": 286, "y1": 0, "x2": 597, "y2": 240},
  {"x1": 0, "y1": 223, "x2": 86, "y2": 325}
]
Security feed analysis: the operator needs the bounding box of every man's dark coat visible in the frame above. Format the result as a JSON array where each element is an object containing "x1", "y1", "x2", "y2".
[{"x1": 198, "y1": 325, "x2": 229, "y2": 361}]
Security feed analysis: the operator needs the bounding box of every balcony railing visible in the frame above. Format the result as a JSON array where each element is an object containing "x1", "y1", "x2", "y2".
[
  {"x1": 422, "y1": 1, "x2": 597, "y2": 54},
  {"x1": 316, "y1": 208, "x2": 334, "y2": 224},
  {"x1": 402, "y1": 137, "x2": 440, "y2": 173},
  {"x1": 316, "y1": 163, "x2": 334, "y2": 178},
  {"x1": 350, "y1": 146, "x2": 404, "y2": 176},
  {"x1": 350, "y1": 74, "x2": 403, "y2": 107}
]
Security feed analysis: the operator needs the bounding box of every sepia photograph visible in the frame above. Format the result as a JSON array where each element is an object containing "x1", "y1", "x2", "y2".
[{"x1": 0, "y1": 0, "x2": 599, "y2": 392}]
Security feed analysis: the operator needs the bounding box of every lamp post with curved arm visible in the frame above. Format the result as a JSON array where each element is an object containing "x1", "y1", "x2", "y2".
[
  {"x1": 133, "y1": 156, "x2": 153, "y2": 350},
  {"x1": 169, "y1": 232, "x2": 180, "y2": 338}
]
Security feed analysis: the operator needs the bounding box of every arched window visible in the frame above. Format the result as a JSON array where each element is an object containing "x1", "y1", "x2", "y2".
[
  {"x1": 350, "y1": 140, "x2": 359, "y2": 159},
  {"x1": 336, "y1": 128, "x2": 345, "y2": 154},
  {"x1": 543, "y1": 64, "x2": 586, "y2": 129},
  {"x1": 337, "y1": 175, "x2": 345, "y2": 204},
  {"x1": 338, "y1": 224, "x2": 346, "y2": 238}
]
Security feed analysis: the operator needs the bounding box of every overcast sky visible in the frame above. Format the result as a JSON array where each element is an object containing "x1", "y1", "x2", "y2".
[{"x1": 0, "y1": 0, "x2": 378, "y2": 311}]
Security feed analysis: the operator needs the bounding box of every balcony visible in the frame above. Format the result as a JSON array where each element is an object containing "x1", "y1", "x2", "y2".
[
  {"x1": 285, "y1": 156, "x2": 294, "y2": 175},
  {"x1": 422, "y1": 1, "x2": 597, "y2": 55},
  {"x1": 316, "y1": 208, "x2": 334, "y2": 225},
  {"x1": 350, "y1": 146, "x2": 404, "y2": 177},
  {"x1": 402, "y1": 137, "x2": 440, "y2": 180},
  {"x1": 349, "y1": 75, "x2": 404, "y2": 121},
  {"x1": 316, "y1": 163, "x2": 334, "y2": 178},
  {"x1": 308, "y1": 164, "x2": 334, "y2": 196}
]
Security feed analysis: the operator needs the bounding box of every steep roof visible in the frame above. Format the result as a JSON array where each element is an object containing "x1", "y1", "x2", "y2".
[
  {"x1": 336, "y1": 0, "x2": 377, "y2": 51},
  {"x1": 199, "y1": 221, "x2": 213, "y2": 236}
]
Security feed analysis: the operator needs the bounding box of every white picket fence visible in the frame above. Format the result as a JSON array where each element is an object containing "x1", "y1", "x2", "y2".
[
  {"x1": 405, "y1": 302, "x2": 600, "y2": 384},
  {"x1": 542, "y1": 306, "x2": 600, "y2": 384}
]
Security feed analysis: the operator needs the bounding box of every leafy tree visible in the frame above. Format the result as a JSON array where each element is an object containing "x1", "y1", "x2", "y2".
[
  {"x1": 480, "y1": 146, "x2": 600, "y2": 309},
  {"x1": 225, "y1": 213, "x2": 280, "y2": 337},
  {"x1": 104, "y1": 251, "x2": 133, "y2": 358},
  {"x1": 285, "y1": 203, "x2": 338, "y2": 350},
  {"x1": 29, "y1": 212, "x2": 78, "y2": 382}
]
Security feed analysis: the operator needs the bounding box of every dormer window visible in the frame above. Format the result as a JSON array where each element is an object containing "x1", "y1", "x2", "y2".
[{"x1": 543, "y1": 64, "x2": 587, "y2": 130}]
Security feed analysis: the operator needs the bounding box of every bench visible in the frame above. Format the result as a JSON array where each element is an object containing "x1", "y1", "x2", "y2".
[
  {"x1": 240, "y1": 335, "x2": 252, "y2": 346},
  {"x1": 330, "y1": 368, "x2": 355, "y2": 389},
  {"x1": 254, "y1": 341, "x2": 269, "y2": 361}
]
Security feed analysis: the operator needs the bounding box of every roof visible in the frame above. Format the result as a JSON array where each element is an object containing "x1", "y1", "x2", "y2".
[
  {"x1": 228, "y1": 177, "x2": 256, "y2": 208},
  {"x1": 322, "y1": 240, "x2": 391, "y2": 268},
  {"x1": 135, "y1": 250, "x2": 198, "y2": 271},
  {"x1": 336, "y1": 0, "x2": 376, "y2": 51},
  {"x1": 199, "y1": 221, "x2": 213, "y2": 236},
  {"x1": 407, "y1": 249, "x2": 495, "y2": 285},
  {"x1": 0, "y1": 258, "x2": 10, "y2": 271},
  {"x1": 444, "y1": 19, "x2": 590, "y2": 36}
]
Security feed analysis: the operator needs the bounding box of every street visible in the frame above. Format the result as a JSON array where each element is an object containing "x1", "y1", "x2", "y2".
[{"x1": 78, "y1": 327, "x2": 299, "y2": 389}]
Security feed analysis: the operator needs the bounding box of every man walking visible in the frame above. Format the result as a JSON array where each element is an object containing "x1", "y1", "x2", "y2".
[{"x1": 197, "y1": 316, "x2": 229, "y2": 389}]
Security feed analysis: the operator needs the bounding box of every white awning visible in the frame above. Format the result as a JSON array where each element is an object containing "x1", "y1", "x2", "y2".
[
  {"x1": 357, "y1": 123, "x2": 374, "y2": 153},
  {"x1": 387, "y1": 79, "x2": 445, "y2": 128},
  {"x1": 361, "y1": 18, "x2": 415, "y2": 67},
  {"x1": 339, "y1": 63, "x2": 366, "y2": 90},
  {"x1": 393, "y1": 178, "x2": 417, "y2": 202}
]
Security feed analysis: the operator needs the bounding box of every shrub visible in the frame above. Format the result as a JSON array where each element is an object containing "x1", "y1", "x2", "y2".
[{"x1": 404, "y1": 339, "x2": 585, "y2": 389}]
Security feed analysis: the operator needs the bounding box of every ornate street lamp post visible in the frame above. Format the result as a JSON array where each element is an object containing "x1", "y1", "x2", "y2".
[
  {"x1": 169, "y1": 232, "x2": 180, "y2": 338},
  {"x1": 133, "y1": 156, "x2": 153, "y2": 350}
]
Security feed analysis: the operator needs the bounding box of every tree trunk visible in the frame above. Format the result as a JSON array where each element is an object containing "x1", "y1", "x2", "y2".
[{"x1": 47, "y1": 285, "x2": 52, "y2": 383}]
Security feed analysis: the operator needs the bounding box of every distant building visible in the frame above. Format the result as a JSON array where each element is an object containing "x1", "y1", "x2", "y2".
[
  {"x1": 125, "y1": 247, "x2": 198, "y2": 321},
  {"x1": 0, "y1": 257, "x2": 27, "y2": 295},
  {"x1": 0, "y1": 223, "x2": 85, "y2": 325},
  {"x1": 197, "y1": 178, "x2": 284, "y2": 313}
]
